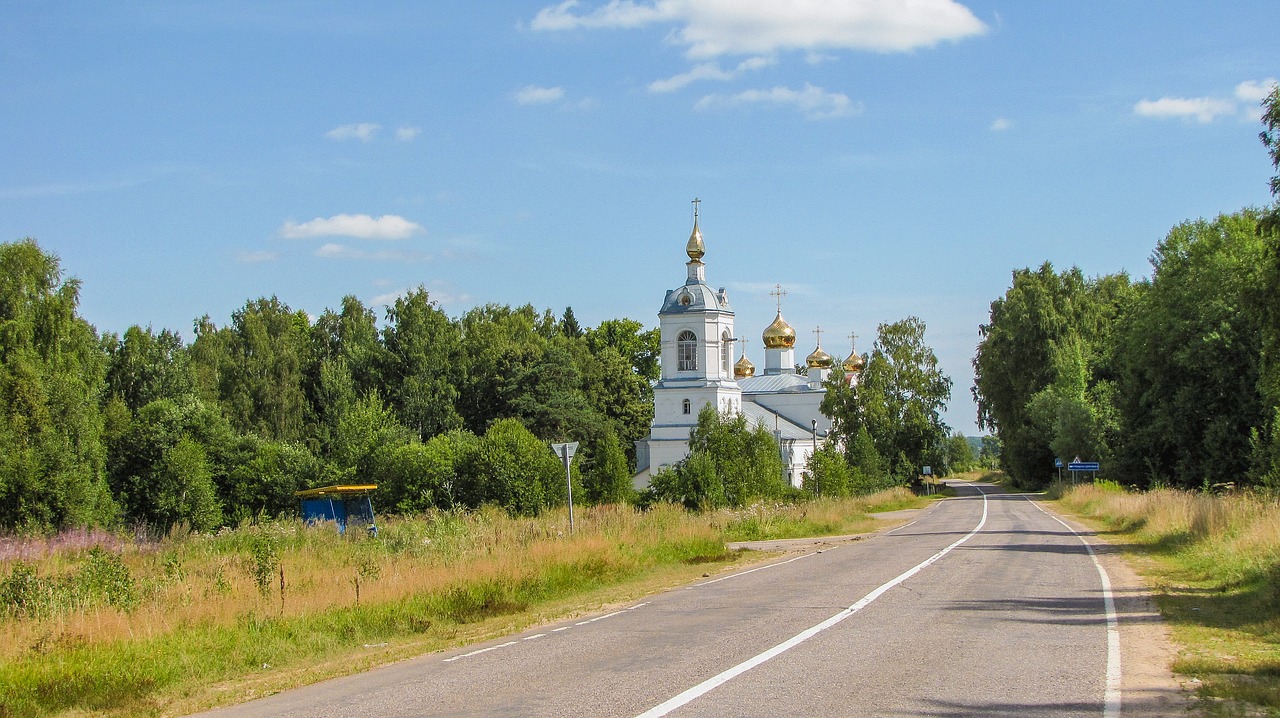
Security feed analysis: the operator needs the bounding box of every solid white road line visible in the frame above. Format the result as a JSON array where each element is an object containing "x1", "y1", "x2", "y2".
[
  {"x1": 1024, "y1": 497, "x2": 1122, "y2": 718},
  {"x1": 633, "y1": 487, "x2": 991, "y2": 718}
]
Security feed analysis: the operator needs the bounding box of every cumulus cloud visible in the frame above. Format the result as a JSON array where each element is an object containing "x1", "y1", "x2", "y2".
[
  {"x1": 990, "y1": 117, "x2": 1012, "y2": 131},
  {"x1": 531, "y1": 0, "x2": 987, "y2": 58},
  {"x1": 280, "y1": 214, "x2": 425, "y2": 240},
  {"x1": 695, "y1": 83, "x2": 859, "y2": 119},
  {"x1": 1134, "y1": 78, "x2": 1278, "y2": 124},
  {"x1": 514, "y1": 85, "x2": 566, "y2": 105},
  {"x1": 648, "y1": 56, "x2": 773, "y2": 92},
  {"x1": 326, "y1": 123, "x2": 382, "y2": 141},
  {"x1": 1237, "y1": 78, "x2": 1278, "y2": 102},
  {"x1": 396, "y1": 126, "x2": 421, "y2": 141},
  {"x1": 1134, "y1": 97, "x2": 1236, "y2": 124}
]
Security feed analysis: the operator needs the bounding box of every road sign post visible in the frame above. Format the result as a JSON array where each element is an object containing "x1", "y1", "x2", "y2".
[{"x1": 551, "y1": 442, "x2": 578, "y2": 533}]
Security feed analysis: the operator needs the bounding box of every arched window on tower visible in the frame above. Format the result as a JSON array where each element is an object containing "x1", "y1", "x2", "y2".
[
  {"x1": 682, "y1": 398, "x2": 691, "y2": 415},
  {"x1": 721, "y1": 331, "x2": 732, "y2": 376},
  {"x1": 677, "y1": 330, "x2": 697, "y2": 371}
]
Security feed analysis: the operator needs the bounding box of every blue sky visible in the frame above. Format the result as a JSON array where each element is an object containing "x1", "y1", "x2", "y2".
[{"x1": 4, "y1": 1, "x2": 1277, "y2": 435}]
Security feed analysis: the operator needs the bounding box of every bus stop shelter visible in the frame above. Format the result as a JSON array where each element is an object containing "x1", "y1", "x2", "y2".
[{"x1": 295, "y1": 484, "x2": 378, "y2": 535}]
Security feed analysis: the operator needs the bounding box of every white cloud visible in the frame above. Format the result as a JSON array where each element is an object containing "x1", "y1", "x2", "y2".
[
  {"x1": 1133, "y1": 96, "x2": 1237, "y2": 124},
  {"x1": 1236, "y1": 78, "x2": 1278, "y2": 102},
  {"x1": 1133, "y1": 78, "x2": 1279, "y2": 124},
  {"x1": 695, "y1": 83, "x2": 859, "y2": 119},
  {"x1": 990, "y1": 117, "x2": 1011, "y2": 131},
  {"x1": 514, "y1": 85, "x2": 566, "y2": 105},
  {"x1": 648, "y1": 56, "x2": 773, "y2": 92},
  {"x1": 531, "y1": 0, "x2": 987, "y2": 58},
  {"x1": 326, "y1": 123, "x2": 382, "y2": 141},
  {"x1": 235, "y1": 250, "x2": 278, "y2": 263},
  {"x1": 280, "y1": 214, "x2": 425, "y2": 240},
  {"x1": 395, "y1": 126, "x2": 421, "y2": 141},
  {"x1": 314, "y1": 244, "x2": 432, "y2": 261}
]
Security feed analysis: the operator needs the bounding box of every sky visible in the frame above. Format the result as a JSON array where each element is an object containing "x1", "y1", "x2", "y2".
[{"x1": 4, "y1": 1, "x2": 1278, "y2": 436}]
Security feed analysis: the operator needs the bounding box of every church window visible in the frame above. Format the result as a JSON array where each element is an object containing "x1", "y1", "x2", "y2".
[
  {"x1": 677, "y1": 330, "x2": 697, "y2": 371},
  {"x1": 721, "y1": 331, "x2": 732, "y2": 375},
  {"x1": 682, "y1": 399, "x2": 691, "y2": 415}
]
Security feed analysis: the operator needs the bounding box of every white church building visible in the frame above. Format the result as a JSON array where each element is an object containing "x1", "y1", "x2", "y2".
[{"x1": 633, "y1": 205, "x2": 864, "y2": 489}]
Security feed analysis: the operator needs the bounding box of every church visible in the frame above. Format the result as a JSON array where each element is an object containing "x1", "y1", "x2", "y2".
[{"x1": 633, "y1": 204, "x2": 864, "y2": 489}]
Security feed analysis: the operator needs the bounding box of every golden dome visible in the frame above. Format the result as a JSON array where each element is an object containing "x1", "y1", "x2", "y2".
[
  {"x1": 734, "y1": 351, "x2": 756, "y2": 379},
  {"x1": 806, "y1": 345, "x2": 834, "y2": 369},
  {"x1": 843, "y1": 350, "x2": 865, "y2": 373},
  {"x1": 685, "y1": 217, "x2": 705, "y2": 261},
  {"x1": 762, "y1": 311, "x2": 796, "y2": 349}
]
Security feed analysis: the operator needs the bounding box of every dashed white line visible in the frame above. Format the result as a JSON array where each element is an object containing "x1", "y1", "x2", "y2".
[
  {"x1": 441, "y1": 640, "x2": 519, "y2": 663},
  {"x1": 689, "y1": 552, "x2": 816, "y2": 587},
  {"x1": 442, "y1": 602, "x2": 652, "y2": 663}
]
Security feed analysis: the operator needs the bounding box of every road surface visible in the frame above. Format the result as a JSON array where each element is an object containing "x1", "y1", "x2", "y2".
[{"x1": 195, "y1": 482, "x2": 1181, "y2": 717}]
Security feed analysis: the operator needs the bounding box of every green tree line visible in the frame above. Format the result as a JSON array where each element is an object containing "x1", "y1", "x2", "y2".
[
  {"x1": 0, "y1": 246, "x2": 659, "y2": 533},
  {"x1": 973, "y1": 86, "x2": 1280, "y2": 489}
]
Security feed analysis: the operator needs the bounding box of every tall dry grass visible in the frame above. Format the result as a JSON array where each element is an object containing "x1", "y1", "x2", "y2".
[{"x1": 1058, "y1": 483, "x2": 1280, "y2": 584}]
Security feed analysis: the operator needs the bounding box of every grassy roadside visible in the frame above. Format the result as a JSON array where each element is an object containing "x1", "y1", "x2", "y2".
[
  {"x1": 0, "y1": 488, "x2": 925, "y2": 717},
  {"x1": 1047, "y1": 480, "x2": 1280, "y2": 715}
]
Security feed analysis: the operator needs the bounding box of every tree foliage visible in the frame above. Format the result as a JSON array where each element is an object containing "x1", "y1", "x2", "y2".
[
  {"x1": 648, "y1": 406, "x2": 785, "y2": 509},
  {"x1": 0, "y1": 240, "x2": 116, "y2": 530}
]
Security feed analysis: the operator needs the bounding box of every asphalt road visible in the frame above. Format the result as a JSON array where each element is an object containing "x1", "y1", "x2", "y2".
[{"x1": 194, "y1": 483, "x2": 1138, "y2": 717}]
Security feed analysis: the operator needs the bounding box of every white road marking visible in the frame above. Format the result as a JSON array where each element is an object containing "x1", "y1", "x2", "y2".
[
  {"x1": 1023, "y1": 497, "x2": 1123, "y2": 718},
  {"x1": 441, "y1": 640, "x2": 518, "y2": 663},
  {"x1": 634, "y1": 487, "x2": 991, "y2": 718},
  {"x1": 689, "y1": 552, "x2": 816, "y2": 587},
  {"x1": 443, "y1": 602, "x2": 653, "y2": 662}
]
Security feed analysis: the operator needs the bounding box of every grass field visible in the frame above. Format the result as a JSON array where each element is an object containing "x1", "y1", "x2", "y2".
[
  {"x1": 1052, "y1": 480, "x2": 1280, "y2": 715},
  {"x1": 0, "y1": 488, "x2": 922, "y2": 717}
]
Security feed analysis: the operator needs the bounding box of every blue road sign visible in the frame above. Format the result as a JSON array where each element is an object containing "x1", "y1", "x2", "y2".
[
  {"x1": 1068, "y1": 462, "x2": 1100, "y2": 471},
  {"x1": 1055, "y1": 458, "x2": 1063, "y2": 468}
]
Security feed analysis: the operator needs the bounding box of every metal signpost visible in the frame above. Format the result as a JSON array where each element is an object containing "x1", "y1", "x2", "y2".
[
  {"x1": 1055, "y1": 457, "x2": 1063, "y2": 483},
  {"x1": 551, "y1": 442, "x2": 578, "y2": 533}
]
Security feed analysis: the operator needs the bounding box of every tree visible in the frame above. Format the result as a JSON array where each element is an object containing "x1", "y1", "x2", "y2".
[
  {"x1": 107, "y1": 396, "x2": 235, "y2": 533},
  {"x1": 973, "y1": 264, "x2": 1131, "y2": 486},
  {"x1": 104, "y1": 325, "x2": 195, "y2": 412},
  {"x1": 0, "y1": 239, "x2": 117, "y2": 530},
  {"x1": 560, "y1": 306, "x2": 583, "y2": 339},
  {"x1": 457, "y1": 418, "x2": 568, "y2": 515},
  {"x1": 1255, "y1": 84, "x2": 1280, "y2": 484},
  {"x1": 196, "y1": 297, "x2": 314, "y2": 443},
  {"x1": 648, "y1": 406, "x2": 785, "y2": 509},
  {"x1": 380, "y1": 288, "x2": 462, "y2": 440},
  {"x1": 803, "y1": 443, "x2": 851, "y2": 497},
  {"x1": 855, "y1": 317, "x2": 952, "y2": 482},
  {"x1": 374, "y1": 429, "x2": 480, "y2": 513},
  {"x1": 1113, "y1": 211, "x2": 1269, "y2": 488},
  {"x1": 582, "y1": 427, "x2": 633, "y2": 504}
]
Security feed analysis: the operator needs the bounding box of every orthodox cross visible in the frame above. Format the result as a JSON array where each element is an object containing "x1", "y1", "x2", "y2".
[
  {"x1": 848, "y1": 331, "x2": 858, "y2": 350},
  {"x1": 769, "y1": 284, "x2": 787, "y2": 313},
  {"x1": 691, "y1": 197, "x2": 700, "y2": 222},
  {"x1": 813, "y1": 326, "x2": 824, "y2": 347}
]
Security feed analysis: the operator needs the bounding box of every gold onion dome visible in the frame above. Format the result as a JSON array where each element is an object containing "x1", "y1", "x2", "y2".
[
  {"x1": 762, "y1": 311, "x2": 796, "y2": 349},
  {"x1": 806, "y1": 344, "x2": 834, "y2": 369},
  {"x1": 734, "y1": 351, "x2": 756, "y2": 379},
  {"x1": 685, "y1": 217, "x2": 705, "y2": 261},
  {"x1": 843, "y1": 350, "x2": 865, "y2": 373}
]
